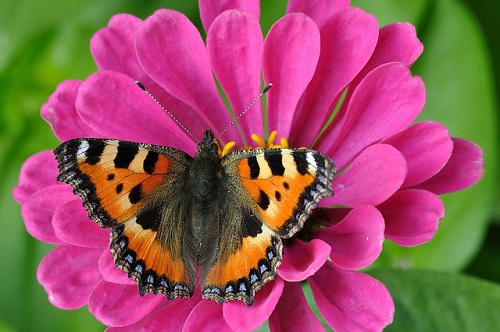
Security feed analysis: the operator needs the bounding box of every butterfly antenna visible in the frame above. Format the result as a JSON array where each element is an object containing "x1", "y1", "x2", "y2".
[
  {"x1": 214, "y1": 84, "x2": 273, "y2": 142},
  {"x1": 135, "y1": 81, "x2": 200, "y2": 143}
]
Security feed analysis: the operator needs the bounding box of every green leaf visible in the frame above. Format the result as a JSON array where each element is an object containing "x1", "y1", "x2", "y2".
[{"x1": 370, "y1": 268, "x2": 500, "y2": 331}]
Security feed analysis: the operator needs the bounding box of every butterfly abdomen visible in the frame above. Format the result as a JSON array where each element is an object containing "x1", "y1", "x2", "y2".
[{"x1": 187, "y1": 133, "x2": 223, "y2": 268}]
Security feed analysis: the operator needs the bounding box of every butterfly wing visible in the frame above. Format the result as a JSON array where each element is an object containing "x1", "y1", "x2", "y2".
[
  {"x1": 54, "y1": 138, "x2": 195, "y2": 299},
  {"x1": 202, "y1": 148, "x2": 335, "y2": 305}
]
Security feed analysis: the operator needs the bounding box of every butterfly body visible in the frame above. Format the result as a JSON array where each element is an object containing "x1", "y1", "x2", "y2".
[{"x1": 55, "y1": 129, "x2": 335, "y2": 305}]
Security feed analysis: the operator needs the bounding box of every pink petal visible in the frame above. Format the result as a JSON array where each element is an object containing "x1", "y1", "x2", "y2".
[
  {"x1": 199, "y1": 0, "x2": 260, "y2": 32},
  {"x1": 37, "y1": 245, "x2": 102, "y2": 309},
  {"x1": 89, "y1": 281, "x2": 164, "y2": 327},
  {"x1": 286, "y1": 0, "x2": 350, "y2": 27},
  {"x1": 98, "y1": 248, "x2": 136, "y2": 285},
  {"x1": 416, "y1": 138, "x2": 485, "y2": 194},
  {"x1": 136, "y1": 9, "x2": 237, "y2": 142},
  {"x1": 21, "y1": 185, "x2": 75, "y2": 244},
  {"x1": 329, "y1": 23, "x2": 424, "y2": 136},
  {"x1": 184, "y1": 301, "x2": 232, "y2": 331},
  {"x1": 41, "y1": 80, "x2": 99, "y2": 141},
  {"x1": 13, "y1": 151, "x2": 59, "y2": 204},
  {"x1": 269, "y1": 281, "x2": 324, "y2": 331},
  {"x1": 76, "y1": 71, "x2": 196, "y2": 154},
  {"x1": 383, "y1": 121, "x2": 453, "y2": 188},
  {"x1": 323, "y1": 144, "x2": 407, "y2": 207},
  {"x1": 206, "y1": 10, "x2": 264, "y2": 138},
  {"x1": 347, "y1": 22, "x2": 423, "y2": 95},
  {"x1": 91, "y1": 14, "x2": 205, "y2": 134},
  {"x1": 106, "y1": 296, "x2": 201, "y2": 331},
  {"x1": 318, "y1": 62, "x2": 425, "y2": 169},
  {"x1": 278, "y1": 239, "x2": 330, "y2": 281},
  {"x1": 291, "y1": 7, "x2": 379, "y2": 147},
  {"x1": 52, "y1": 200, "x2": 109, "y2": 248},
  {"x1": 309, "y1": 261, "x2": 394, "y2": 332},
  {"x1": 378, "y1": 189, "x2": 444, "y2": 246},
  {"x1": 223, "y1": 278, "x2": 284, "y2": 331},
  {"x1": 314, "y1": 205, "x2": 384, "y2": 270},
  {"x1": 90, "y1": 14, "x2": 143, "y2": 73},
  {"x1": 263, "y1": 13, "x2": 320, "y2": 138}
]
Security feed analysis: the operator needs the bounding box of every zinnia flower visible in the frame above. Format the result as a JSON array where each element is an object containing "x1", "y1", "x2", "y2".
[{"x1": 14, "y1": 1, "x2": 484, "y2": 331}]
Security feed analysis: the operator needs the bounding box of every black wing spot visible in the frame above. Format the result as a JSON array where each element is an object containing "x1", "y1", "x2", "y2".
[
  {"x1": 115, "y1": 141, "x2": 139, "y2": 169},
  {"x1": 275, "y1": 191, "x2": 282, "y2": 202},
  {"x1": 85, "y1": 140, "x2": 106, "y2": 165},
  {"x1": 283, "y1": 181, "x2": 290, "y2": 190},
  {"x1": 129, "y1": 183, "x2": 143, "y2": 204},
  {"x1": 292, "y1": 150, "x2": 309, "y2": 175},
  {"x1": 257, "y1": 189, "x2": 270, "y2": 211},
  {"x1": 136, "y1": 207, "x2": 162, "y2": 231},
  {"x1": 116, "y1": 183, "x2": 124, "y2": 194},
  {"x1": 107, "y1": 174, "x2": 115, "y2": 181},
  {"x1": 264, "y1": 153, "x2": 285, "y2": 176},
  {"x1": 143, "y1": 151, "x2": 159, "y2": 174},
  {"x1": 247, "y1": 156, "x2": 260, "y2": 179}
]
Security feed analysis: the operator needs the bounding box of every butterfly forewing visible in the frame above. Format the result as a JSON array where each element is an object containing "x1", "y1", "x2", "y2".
[{"x1": 54, "y1": 138, "x2": 196, "y2": 299}]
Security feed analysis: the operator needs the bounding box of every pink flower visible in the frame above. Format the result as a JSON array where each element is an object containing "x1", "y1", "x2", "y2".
[{"x1": 14, "y1": 1, "x2": 484, "y2": 331}]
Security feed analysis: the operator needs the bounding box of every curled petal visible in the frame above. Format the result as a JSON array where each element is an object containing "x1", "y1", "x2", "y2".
[
  {"x1": 37, "y1": 245, "x2": 102, "y2": 309},
  {"x1": 13, "y1": 151, "x2": 59, "y2": 204},
  {"x1": 98, "y1": 249, "x2": 136, "y2": 285},
  {"x1": 76, "y1": 71, "x2": 196, "y2": 154},
  {"x1": 286, "y1": 0, "x2": 350, "y2": 27},
  {"x1": 263, "y1": 13, "x2": 320, "y2": 138},
  {"x1": 309, "y1": 261, "x2": 394, "y2": 332},
  {"x1": 378, "y1": 189, "x2": 444, "y2": 246},
  {"x1": 199, "y1": 0, "x2": 260, "y2": 32},
  {"x1": 52, "y1": 200, "x2": 109, "y2": 248},
  {"x1": 184, "y1": 301, "x2": 232, "y2": 331},
  {"x1": 383, "y1": 121, "x2": 453, "y2": 188},
  {"x1": 314, "y1": 205, "x2": 384, "y2": 269},
  {"x1": 269, "y1": 282, "x2": 324, "y2": 332},
  {"x1": 89, "y1": 281, "x2": 164, "y2": 327},
  {"x1": 136, "y1": 9, "x2": 235, "y2": 140},
  {"x1": 323, "y1": 144, "x2": 407, "y2": 207},
  {"x1": 319, "y1": 62, "x2": 425, "y2": 169},
  {"x1": 416, "y1": 138, "x2": 485, "y2": 194},
  {"x1": 207, "y1": 10, "x2": 264, "y2": 137},
  {"x1": 90, "y1": 14, "x2": 143, "y2": 73},
  {"x1": 292, "y1": 7, "x2": 379, "y2": 147},
  {"x1": 347, "y1": 22, "x2": 423, "y2": 95},
  {"x1": 21, "y1": 185, "x2": 75, "y2": 244},
  {"x1": 278, "y1": 239, "x2": 330, "y2": 281},
  {"x1": 41, "y1": 80, "x2": 99, "y2": 141},
  {"x1": 107, "y1": 295, "x2": 201, "y2": 331},
  {"x1": 223, "y1": 278, "x2": 284, "y2": 331}
]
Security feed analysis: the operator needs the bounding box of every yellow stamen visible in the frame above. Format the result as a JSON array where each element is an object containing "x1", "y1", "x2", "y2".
[
  {"x1": 218, "y1": 131, "x2": 291, "y2": 156},
  {"x1": 220, "y1": 141, "x2": 236, "y2": 157},
  {"x1": 251, "y1": 133, "x2": 267, "y2": 148}
]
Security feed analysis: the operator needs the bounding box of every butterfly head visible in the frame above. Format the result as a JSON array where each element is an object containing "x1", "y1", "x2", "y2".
[{"x1": 196, "y1": 129, "x2": 219, "y2": 158}]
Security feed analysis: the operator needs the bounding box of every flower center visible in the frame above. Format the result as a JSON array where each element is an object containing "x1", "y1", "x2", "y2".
[{"x1": 218, "y1": 130, "x2": 290, "y2": 157}]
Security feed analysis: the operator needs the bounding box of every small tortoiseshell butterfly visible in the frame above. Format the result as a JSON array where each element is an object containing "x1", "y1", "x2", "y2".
[{"x1": 54, "y1": 85, "x2": 336, "y2": 306}]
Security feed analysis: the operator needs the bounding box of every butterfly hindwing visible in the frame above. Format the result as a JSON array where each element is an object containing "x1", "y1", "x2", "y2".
[
  {"x1": 202, "y1": 148, "x2": 335, "y2": 305},
  {"x1": 54, "y1": 138, "x2": 196, "y2": 299}
]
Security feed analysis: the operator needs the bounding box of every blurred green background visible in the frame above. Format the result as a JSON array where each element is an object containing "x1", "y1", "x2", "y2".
[{"x1": 0, "y1": 0, "x2": 498, "y2": 331}]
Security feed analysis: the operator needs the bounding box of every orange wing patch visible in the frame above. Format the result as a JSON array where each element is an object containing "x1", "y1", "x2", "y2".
[
  {"x1": 111, "y1": 216, "x2": 193, "y2": 299},
  {"x1": 202, "y1": 225, "x2": 283, "y2": 305}
]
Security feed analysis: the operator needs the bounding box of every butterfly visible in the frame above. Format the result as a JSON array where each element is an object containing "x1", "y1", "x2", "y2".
[{"x1": 54, "y1": 89, "x2": 335, "y2": 306}]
